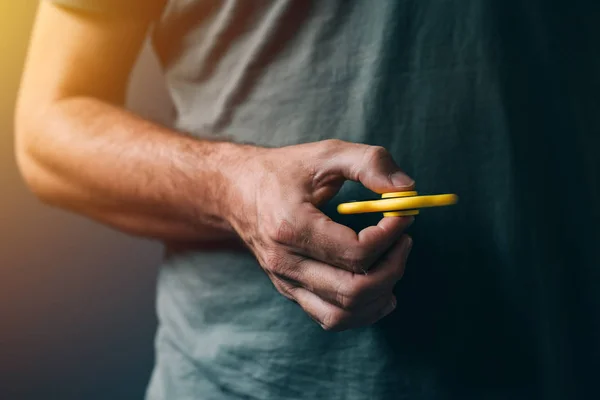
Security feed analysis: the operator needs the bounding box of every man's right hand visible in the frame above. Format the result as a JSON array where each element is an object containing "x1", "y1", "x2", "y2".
[{"x1": 223, "y1": 140, "x2": 415, "y2": 331}]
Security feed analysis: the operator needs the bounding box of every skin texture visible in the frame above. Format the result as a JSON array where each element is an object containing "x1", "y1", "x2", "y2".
[{"x1": 15, "y1": 2, "x2": 415, "y2": 331}]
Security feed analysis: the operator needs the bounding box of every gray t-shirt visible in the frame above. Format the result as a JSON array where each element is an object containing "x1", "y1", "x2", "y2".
[{"x1": 50, "y1": 1, "x2": 600, "y2": 399}]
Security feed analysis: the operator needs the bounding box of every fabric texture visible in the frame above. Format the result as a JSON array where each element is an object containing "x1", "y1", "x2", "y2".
[{"x1": 49, "y1": 0, "x2": 600, "y2": 399}]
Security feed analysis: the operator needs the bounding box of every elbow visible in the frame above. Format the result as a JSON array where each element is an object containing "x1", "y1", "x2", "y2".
[
  {"x1": 15, "y1": 149, "x2": 49, "y2": 205},
  {"x1": 14, "y1": 110, "x2": 62, "y2": 207},
  {"x1": 14, "y1": 135, "x2": 52, "y2": 206},
  {"x1": 14, "y1": 107, "x2": 38, "y2": 191},
  {"x1": 15, "y1": 147, "x2": 68, "y2": 210}
]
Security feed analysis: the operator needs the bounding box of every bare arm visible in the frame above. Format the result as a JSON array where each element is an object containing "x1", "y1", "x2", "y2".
[
  {"x1": 16, "y1": 2, "x2": 418, "y2": 331},
  {"x1": 15, "y1": 2, "x2": 247, "y2": 242}
]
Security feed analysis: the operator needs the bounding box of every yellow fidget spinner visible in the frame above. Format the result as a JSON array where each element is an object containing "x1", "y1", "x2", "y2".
[{"x1": 337, "y1": 191, "x2": 458, "y2": 217}]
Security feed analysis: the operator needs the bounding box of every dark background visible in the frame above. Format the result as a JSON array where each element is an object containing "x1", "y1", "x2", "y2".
[{"x1": 1, "y1": 2, "x2": 174, "y2": 398}]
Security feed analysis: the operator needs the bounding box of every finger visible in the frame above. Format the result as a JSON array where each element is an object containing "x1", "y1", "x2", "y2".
[
  {"x1": 322, "y1": 142, "x2": 415, "y2": 193},
  {"x1": 270, "y1": 141, "x2": 415, "y2": 272},
  {"x1": 354, "y1": 216, "x2": 414, "y2": 271},
  {"x1": 292, "y1": 287, "x2": 397, "y2": 331},
  {"x1": 277, "y1": 205, "x2": 412, "y2": 273},
  {"x1": 276, "y1": 235, "x2": 413, "y2": 309}
]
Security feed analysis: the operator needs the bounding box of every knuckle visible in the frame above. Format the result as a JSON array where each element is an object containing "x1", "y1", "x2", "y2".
[
  {"x1": 267, "y1": 217, "x2": 296, "y2": 244},
  {"x1": 342, "y1": 247, "x2": 369, "y2": 273},
  {"x1": 270, "y1": 276, "x2": 288, "y2": 294},
  {"x1": 278, "y1": 283, "x2": 297, "y2": 301},
  {"x1": 262, "y1": 249, "x2": 286, "y2": 273},
  {"x1": 321, "y1": 309, "x2": 346, "y2": 332},
  {"x1": 362, "y1": 145, "x2": 392, "y2": 170},
  {"x1": 366, "y1": 145, "x2": 390, "y2": 161},
  {"x1": 263, "y1": 250, "x2": 302, "y2": 281},
  {"x1": 322, "y1": 138, "x2": 344, "y2": 149},
  {"x1": 318, "y1": 139, "x2": 346, "y2": 158},
  {"x1": 336, "y1": 279, "x2": 367, "y2": 309}
]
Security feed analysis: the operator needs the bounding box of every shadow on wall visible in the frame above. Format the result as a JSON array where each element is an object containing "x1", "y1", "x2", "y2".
[{"x1": 1, "y1": 3, "x2": 174, "y2": 399}]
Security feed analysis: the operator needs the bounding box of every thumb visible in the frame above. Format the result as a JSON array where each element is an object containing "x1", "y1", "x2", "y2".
[{"x1": 327, "y1": 143, "x2": 415, "y2": 194}]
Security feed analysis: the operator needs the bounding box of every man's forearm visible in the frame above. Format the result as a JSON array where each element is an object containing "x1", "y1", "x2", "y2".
[{"x1": 16, "y1": 96, "x2": 252, "y2": 243}]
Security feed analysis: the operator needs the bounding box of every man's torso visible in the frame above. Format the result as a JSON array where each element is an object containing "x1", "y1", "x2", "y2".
[{"x1": 52, "y1": 0, "x2": 598, "y2": 398}]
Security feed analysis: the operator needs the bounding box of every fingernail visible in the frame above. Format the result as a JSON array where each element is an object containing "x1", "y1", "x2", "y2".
[{"x1": 390, "y1": 171, "x2": 415, "y2": 188}]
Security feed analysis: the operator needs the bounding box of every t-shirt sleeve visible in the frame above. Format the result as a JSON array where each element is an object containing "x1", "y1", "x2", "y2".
[{"x1": 46, "y1": 0, "x2": 167, "y2": 19}]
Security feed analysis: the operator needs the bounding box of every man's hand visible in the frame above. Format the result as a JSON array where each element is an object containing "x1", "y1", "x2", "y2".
[{"x1": 224, "y1": 140, "x2": 415, "y2": 331}]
